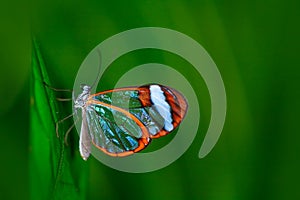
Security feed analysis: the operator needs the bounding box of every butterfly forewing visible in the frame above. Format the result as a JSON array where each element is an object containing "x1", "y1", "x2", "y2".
[{"x1": 86, "y1": 84, "x2": 188, "y2": 156}]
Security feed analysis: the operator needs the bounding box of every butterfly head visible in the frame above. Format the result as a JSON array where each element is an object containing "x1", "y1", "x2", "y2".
[
  {"x1": 80, "y1": 84, "x2": 91, "y2": 92},
  {"x1": 74, "y1": 84, "x2": 91, "y2": 109}
]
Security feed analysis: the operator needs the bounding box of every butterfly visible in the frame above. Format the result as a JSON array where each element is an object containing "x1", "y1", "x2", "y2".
[{"x1": 66, "y1": 83, "x2": 188, "y2": 160}]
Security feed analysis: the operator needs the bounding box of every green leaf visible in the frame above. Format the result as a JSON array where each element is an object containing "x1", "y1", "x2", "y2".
[{"x1": 29, "y1": 39, "x2": 87, "y2": 200}]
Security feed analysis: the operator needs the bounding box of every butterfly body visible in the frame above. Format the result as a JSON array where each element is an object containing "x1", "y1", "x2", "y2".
[{"x1": 74, "y1": 84, "x2": 188, "y2": 160}]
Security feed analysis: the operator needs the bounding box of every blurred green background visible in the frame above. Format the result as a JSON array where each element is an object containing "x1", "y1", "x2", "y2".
[{"x1": 1, "y1": 0, "x2": 299, "y2": 199}]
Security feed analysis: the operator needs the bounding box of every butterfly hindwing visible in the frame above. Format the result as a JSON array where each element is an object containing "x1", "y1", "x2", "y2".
[{"x1": 85, "y1": 102, "x2": 150, "y2": 156}]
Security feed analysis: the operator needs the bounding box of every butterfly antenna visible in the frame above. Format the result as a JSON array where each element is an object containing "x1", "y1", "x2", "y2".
[{"x1": 90, "y1": 48, "x2": 102, "y2": 90}]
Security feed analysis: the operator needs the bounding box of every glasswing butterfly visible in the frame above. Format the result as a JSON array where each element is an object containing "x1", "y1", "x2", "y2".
[
  {"x1": 72, "y1": 83, "x2": 188, "y2": 160},
  {"x1": 52, "y1": 52, "x2": 188, "y2": 160}
]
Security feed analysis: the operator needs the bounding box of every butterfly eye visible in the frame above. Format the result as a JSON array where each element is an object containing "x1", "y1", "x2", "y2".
[
  {"x1": 80, "y1": 84, "x2": 91, "y2": 91},
  {"x1": 80, "y1": 84, "x2": 87, "y2": 89}
]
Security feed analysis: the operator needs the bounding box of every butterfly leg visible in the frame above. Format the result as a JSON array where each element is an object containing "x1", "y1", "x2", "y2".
[
  {"x1": 43, "y1": 82, "x2": 77, "y2": 144},
  {"x1": 43, "y1": 82, "x2": 74, "y2": 101},
  {"x1": 56, "y1": 97, "x2": 73, "y2": 101},
  {"x1": 43, "y1": 81, "x2": 73, "y2": 92},
  {"x1": 56, "y1": 112, "x2": 74, "y2": 138},
  {"x1": 64, "y1": 117, "x2": 79, "y2": 146}
]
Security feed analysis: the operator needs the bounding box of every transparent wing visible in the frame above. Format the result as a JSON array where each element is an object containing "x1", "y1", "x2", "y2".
[
  {"x1": 85, "y1": 102, "x2": 150, "y2": 156},
  {"x1": 89, "y1": 84, "x2": 188, "y2": 139},
  {"x1": 85, "y1": 84, "x2": 188, "y2": 156}
]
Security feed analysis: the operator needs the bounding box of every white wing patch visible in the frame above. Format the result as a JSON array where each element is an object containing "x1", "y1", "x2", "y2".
[{"x1": 149, "y1": 85, "x2": 173, "y2": 131}]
